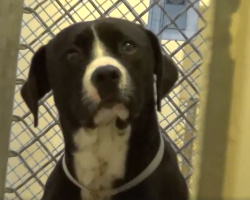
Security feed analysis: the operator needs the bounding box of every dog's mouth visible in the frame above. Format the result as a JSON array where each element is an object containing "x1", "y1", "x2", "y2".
[
  {"x1": 98, "y1": 94, "x2": 130, "y2": 109},
  {"x1": 81, "y1": 90, "x2": 135, "y2": 129},
  {"x1": 87, "y1": 93, "x2": 131, "y2": 129}
]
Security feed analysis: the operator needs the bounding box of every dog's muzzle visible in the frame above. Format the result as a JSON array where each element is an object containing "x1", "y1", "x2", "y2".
[
  {"x1": 83, "y1": 56, "x2": 131, "y2": 109},
  {"x1": 91, "y1": 65, "x2": 121, "y2": 101}
]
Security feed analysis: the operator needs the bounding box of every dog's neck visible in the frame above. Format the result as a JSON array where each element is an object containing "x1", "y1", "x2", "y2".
[
  {"x1": 60, "y1": 99, "x2": 160, "y2": 193},
  {"x1": 114, "y1": 102, "x2": 160, "y2": 187}
]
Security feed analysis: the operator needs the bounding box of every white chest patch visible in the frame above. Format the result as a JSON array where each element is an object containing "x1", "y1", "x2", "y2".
[{"x1": 73, "y1": 106, "x2": 131, "y2": 200}]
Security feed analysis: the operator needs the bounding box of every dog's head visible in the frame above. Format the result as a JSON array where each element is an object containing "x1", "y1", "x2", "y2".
[{"x1": 21, "y1": 18, "x2": 178, "y2": 129}]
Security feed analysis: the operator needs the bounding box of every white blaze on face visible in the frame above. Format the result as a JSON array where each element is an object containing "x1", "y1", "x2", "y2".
[{"x1": 82, "y1": 25, "x2": 129, "y2": 103}]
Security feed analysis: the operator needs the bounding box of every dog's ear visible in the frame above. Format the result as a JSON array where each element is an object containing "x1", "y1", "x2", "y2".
[
  {"x1": 21, "y1": 45, "x2": 51, "y2": 127},
  {"x1": 160, "y1": 54, "x2": 179, "y2": 99},
  {"x1": 144, "y1": 29, "x2": 179, "y2": 112}
]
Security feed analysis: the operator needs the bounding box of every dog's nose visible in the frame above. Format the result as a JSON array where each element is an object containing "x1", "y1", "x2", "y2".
[{"x1": 91, "y1": 65, "x2": 121, "y2": 87}]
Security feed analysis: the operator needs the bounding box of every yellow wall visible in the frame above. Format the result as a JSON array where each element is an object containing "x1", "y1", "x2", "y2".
[
  {"x1": 6, "y1": 1, "x2": 209, "y2": 199},
  {"x1": 192, "y1": 0, "x2": 250, "y2": 199},
  {"x1": 223, "y1": 0, "x2": 250, "y2": 198}
]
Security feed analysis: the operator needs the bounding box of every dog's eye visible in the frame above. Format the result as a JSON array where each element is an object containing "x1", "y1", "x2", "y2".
[
  {"x1": 67, "y1": 47, "x2": 82, "y2": 62},
  {"x1": 122, "y1": 42, "x2": 136, "y2": 54}
]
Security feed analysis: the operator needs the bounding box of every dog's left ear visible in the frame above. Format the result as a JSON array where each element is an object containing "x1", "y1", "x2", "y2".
[{"x1": 144, "y1": 29, "x2": 179, "y2": 112}]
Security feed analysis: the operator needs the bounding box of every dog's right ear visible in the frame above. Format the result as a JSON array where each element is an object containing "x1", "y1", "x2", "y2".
[{"x1": 21, "y1": 45, "x2": 51, "y2": 127}]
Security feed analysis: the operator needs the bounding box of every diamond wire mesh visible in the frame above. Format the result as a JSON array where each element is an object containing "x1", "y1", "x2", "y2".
[{"x1": 4, "y1": 0, "x2": 208, "y2": 199}]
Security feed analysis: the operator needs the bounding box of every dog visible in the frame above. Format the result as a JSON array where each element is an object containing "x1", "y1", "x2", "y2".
[{"x1": 21, "y1": 17, "x2": 188, "y2": 200}]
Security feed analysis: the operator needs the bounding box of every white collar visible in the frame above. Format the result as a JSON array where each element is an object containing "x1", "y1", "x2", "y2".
[{"x1": 62, "y1": 132, "x2": 165, "y2": 199}]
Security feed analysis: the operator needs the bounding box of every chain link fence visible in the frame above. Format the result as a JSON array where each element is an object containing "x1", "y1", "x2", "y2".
[{"x1": 4, "y1": 0, "x2": 208, "y2": 199}]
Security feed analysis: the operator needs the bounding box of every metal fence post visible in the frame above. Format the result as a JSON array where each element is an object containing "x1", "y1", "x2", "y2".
[{"x1": 0, "y1": 0, "x2": 24, "y2": 198}]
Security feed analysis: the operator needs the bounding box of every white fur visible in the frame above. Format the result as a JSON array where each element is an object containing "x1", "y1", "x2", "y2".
[
  {"x1": 83, "y1": 26, "x2": 129, "y2": 103},
  {"x1": 73, "y1": 104, "x2": 130, "y2": 200},
  {"x1": 74, "y1": 25, "x2": 132, "y2": 200}
]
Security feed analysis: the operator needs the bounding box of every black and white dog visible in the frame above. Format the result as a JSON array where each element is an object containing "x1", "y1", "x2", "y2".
[{"x1": 21, "y1": 18, "x2": 188, "y2": 200}]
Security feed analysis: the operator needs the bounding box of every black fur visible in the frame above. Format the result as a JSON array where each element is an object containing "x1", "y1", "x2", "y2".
[{"x1": 21, "y1": 18, "x2": 188, "y2": 200}]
